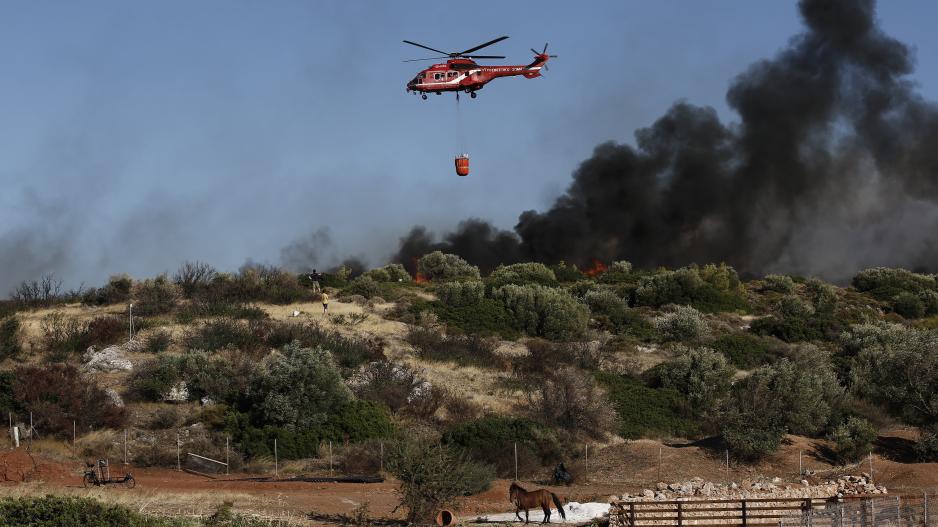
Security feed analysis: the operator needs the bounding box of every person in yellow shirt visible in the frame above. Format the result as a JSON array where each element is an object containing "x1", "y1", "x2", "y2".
[{"x1": 321, "y1": 291, "x2": 329, "y2": 314}]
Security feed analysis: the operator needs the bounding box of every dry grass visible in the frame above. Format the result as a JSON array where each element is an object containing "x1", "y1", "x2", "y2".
[{"x1": 0, "y1": 483, "x2": 311, "y2": 525}]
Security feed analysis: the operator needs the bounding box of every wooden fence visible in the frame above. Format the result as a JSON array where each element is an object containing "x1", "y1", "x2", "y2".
[{"x1": 610, "y1": 497, "x2": 829, "y2": 527}]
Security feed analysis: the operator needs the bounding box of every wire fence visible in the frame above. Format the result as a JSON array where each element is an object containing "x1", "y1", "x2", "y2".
[{"x1": 780, "y1": 495, "x2": 936, "y2": 527}]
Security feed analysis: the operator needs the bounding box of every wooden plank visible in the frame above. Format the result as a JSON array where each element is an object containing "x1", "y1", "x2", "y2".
[
  {"x1": 182, "y1": 468, "x2": 217, "y2": 479},
  {"x1": 623, "y1": 498, "x2": 824, "y2": 505}
]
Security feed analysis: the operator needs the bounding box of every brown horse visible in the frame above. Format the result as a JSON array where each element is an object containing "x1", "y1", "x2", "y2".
[{"x1": 509, "y1": 482, "x2": 566, "y2": 524}]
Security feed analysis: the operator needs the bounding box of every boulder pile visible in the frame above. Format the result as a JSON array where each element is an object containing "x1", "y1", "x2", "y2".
[{"x1": 617, "y1": 474, "x2": 886, "y2": 502}]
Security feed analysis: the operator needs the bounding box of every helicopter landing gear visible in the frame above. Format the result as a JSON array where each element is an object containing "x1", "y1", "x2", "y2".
[
  {"x1": 421, "y1": 93, "x2": 427, "y2": 100},
  {"x1": 470, "y1": 92, "x2": 477, "y2": 99}
]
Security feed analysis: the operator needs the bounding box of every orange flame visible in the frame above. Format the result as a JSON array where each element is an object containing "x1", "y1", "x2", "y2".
[
  {"x1": 583, "y1": 259, "x2": 607, "y2": 277},
  {"x1": 412, "y1": 257, "x2": 429, "y2": 284}
]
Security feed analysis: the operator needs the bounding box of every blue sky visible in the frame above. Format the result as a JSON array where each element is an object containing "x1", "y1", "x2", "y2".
[{"x1": 2, "y1": 1, "x2": 938, "y2": 291}]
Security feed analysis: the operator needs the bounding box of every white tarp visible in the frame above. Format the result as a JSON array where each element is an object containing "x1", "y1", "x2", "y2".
[{"x1": 474, "y1": 502, "x2": 610, "y2": 523}]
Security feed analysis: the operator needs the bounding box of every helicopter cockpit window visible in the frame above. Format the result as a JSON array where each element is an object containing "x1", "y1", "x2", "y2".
[{"x1": 434, "y1": 73, "x2": 442, "y2": 80}]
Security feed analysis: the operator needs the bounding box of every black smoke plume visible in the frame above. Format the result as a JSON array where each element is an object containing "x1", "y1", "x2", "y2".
[{"x1": 395, "y1": 0, "x2": 938, "y2": 280}]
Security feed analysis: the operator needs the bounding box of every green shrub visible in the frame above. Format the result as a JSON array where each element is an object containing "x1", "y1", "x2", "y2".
[
  {"x1": 181, "y1": 349, "x2": 259, "y2": 404},
  {"x1": 247, "y1": 342, "x2": 351, "y2": 429},
  {"x1": 915, "y1": 423, "x2": 938, "y2": 462},
  {"x1": 344, "y1": 276, "x2": 381, "y2": 299},
  {"x1": 852, "y1": 267, "x2": 937, "y2": 299},
  {"x1": 144, "y1": 329, "x2": 172, "y2": 353},
  {"x1": 919, "y1": 290, "x2": 938, "y2": 315},
  {"x1": 651, "y1": 346, "x2": 733, "y2": 414},
  {"x1": 417, "y1": 251, "x2": 480, "y2": 282},
  {"x1": 262, "y1": 321, "x2": 383, "y2": 371},
  {"x1": 437, "y1": 281, "x2": 484, "y2": 307},
  {"x1": 320, "y1": 265, "x2": 352, "y2": 288},
  {"x1": 721, "y1": 407, "x2": 784, "y2": 461},
  {"x1": 762, "y1": 274, "x2": 795, "y2": 293},
  {"x1": 597, "y1": 261, "x2": 634, "y2": 284},
  {"x1": 583, "y1": 288, "x2": 627, "y2": 316},
  {"x1": 750, "y1": 295, "x2": 841, "y2": 342},
  {"x1": 133, "y1": 275, "x2": 181, "y2": 316},
  {"x1": 381, "y1": 263, "x2": 412, "y2": 282},
  {"x1": 710, "y1": 333, "x2": 769, "y2": 369},
  {"x1": 493, "y1": 284, "x2": 589, "y2": 340},
  {"x1": 0, "y1": 316, "x2": 22, "y2": 362},
  {"x1": 443, "y1": 416, "x2": 563, "y2": 477},
  {"x1": 488, "y1": 262, "x2": 557, "y2": 289},
  {"x1": 807, "y1": 278, "x2": 838, "y2": 315},
  {"x1": 597, "y1": 372, "x2": 700, "y2": 439},
  {"x1": 363, "y1": 268, "x2": 391, "y2": 283},
  {"x1": 431, "y1": 298, "x2": 517, "y2": 338},
  {"x1": 551, "y1": 261, "x2": 584, "y2": 282},
  {"x1": 635, "y1": 264, "x2": 747, "y2": 313},
  {"x1": 0, "y1": 496, "x2": 187, "y2": 527},
  {"x1": 893, "y1": 291, "x2": 926, "y2": 318},
  {"x1": 226, "y1": 401, "x2": 393, "y2": 460},
  {"x1": 131, "y1": 355, "x2": 182, "y2": 401},
  {"x1": 654, "y1": 305, "x2": 709, "y2": 341},
  {"x1": 0, "y1": 371, "x2": 16, "y2": 414},
  {"x1": 846, "y1": 323, "x2": 938, "y2": 425},
  {"x1": 720, "y1": 356, "x2": 843, "y2": 456},
  {"x1": 83, "y1": 275, "x2": 133, "y2": 306},
  {"x1": 386, "y1": 437, "x2": 494, "y2": 524},
  {"x1": 829, "y1": 417, "x2": 877, "y2": 464}
]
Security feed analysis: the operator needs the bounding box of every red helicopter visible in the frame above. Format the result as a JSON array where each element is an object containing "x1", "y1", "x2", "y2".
[{"x1": 404, "y1": 36, "x2": 556, "y2": 100}]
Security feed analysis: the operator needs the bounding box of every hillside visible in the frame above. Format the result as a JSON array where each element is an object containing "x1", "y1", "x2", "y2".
[{"x1": 2, "y1": 256, "x2": 938, "y2": 522}]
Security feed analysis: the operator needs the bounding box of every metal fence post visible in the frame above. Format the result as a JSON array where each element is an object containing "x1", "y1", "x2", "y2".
[
  {"x1": 329, "y1": 440, "x2": 333, "y2": 474},
  {"x1": 225, "y1": 435, "x2": 230, "y2": 475},
  {"x1": 379, "y1": 441, "x2": 384, "y2": 473},
  {"x1": 274, "y1": 438, "x2": 278, "y2": 479},
  {"x1": 585, "y1": 443, "x2": 589, "y2": 475},
  {"x1": 677, "y1": 502, "x2": 683, "y2": 527},
  {"x1": 176, "y1": 432, "x2": 181, "y2": 471},
  {"x1": 514, "y1": 442, "x2": 518, "y2": 481},
  {"x1": 924, "y1": 493, "x2": 928, "y2": 527},
  {"x1": 742, "y1": 500, "x2": 748, "y2": 527}
]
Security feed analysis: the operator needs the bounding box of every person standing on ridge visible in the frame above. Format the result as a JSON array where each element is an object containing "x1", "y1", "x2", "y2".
[{"x1": 308, "y1": 269, "x2": 321, "y2": 293}]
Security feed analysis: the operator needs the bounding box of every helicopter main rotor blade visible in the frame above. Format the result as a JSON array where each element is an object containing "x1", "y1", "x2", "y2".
[
  {"x1": 530, "y1": 48, "x2": 540, "y2": 55},
  {"x1": 464, "y1": 55, "x2": 505, "y2": 59},
  {"x1": 402, "y1": 40, "x2": 450, "y2": 56},
  {"x1": 459, "y1": 35, "x2": 509, "y2": 55},
  {"x1": 542, "y1": 42, "x2": 548, "y2": 54},
  {"x1": 402, "y1": 56, "x2": 451, "y2": 62}
]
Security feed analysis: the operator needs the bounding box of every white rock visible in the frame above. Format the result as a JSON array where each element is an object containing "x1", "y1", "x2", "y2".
[
  {"x1": 83, "y1": 345, "x2": 133, "y2": 372},
  {"x1": 104, "y1": 388, "x2": 124, "y2": 407},
  {"x1": 163, "y1": 381, "x2": 189, "y2": 402}
]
